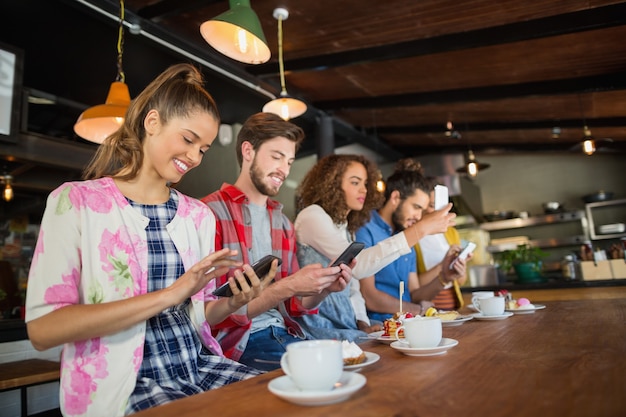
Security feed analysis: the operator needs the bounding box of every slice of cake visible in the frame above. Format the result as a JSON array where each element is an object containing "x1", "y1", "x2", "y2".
[
  {"x1": 424, "y1": 307, "x2": 460, "y2": 321},
  {"x1": 382, "y1": 312, "x2": 414, "y2": 338},
  {"x1": 342, "y1": 340, "x2": 366, "y2": 365}
]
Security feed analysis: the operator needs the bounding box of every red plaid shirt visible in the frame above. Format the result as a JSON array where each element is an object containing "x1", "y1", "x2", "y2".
[{"x1": 202, "y1": 183, "x2": 316, "y2": 360}]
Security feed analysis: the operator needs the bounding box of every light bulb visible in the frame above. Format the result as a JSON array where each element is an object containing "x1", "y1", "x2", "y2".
[
  {"x1": 583, "y1": 139, "x2": 596, "y2": 155},
  {"x1": 3, "y1": 183, "x2": 13, "y2": 202},
  {"x1": 467, "y1": 162, "x2": 478, "y2": 177},
  {"x1": 235, "y1": 28, "x2": 249, "y2": 54},
  {"x1": 279, "y1": 102, "x2": 290, "y2": 120}
]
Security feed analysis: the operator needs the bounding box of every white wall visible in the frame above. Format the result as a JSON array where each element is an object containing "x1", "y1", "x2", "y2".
[
  {"x1": 0, "y1": 341, "x2": 61, "y2": 417},
  {"x1": 469, "y1": 152, "x2": 625, "y2": 215}
]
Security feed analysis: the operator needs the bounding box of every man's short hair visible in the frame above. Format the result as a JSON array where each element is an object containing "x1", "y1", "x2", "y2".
[{"x1": 236, "y1": 113, "x2": 305, "y2": 167}]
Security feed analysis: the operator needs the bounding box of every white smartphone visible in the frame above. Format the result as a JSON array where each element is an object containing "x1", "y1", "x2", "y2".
[
  {"x1": 449, "y1": 241, "x2": 476, "y2": 269},
  {"x1": 434, "y1": 185, "x2": 449, "y2": 210}
]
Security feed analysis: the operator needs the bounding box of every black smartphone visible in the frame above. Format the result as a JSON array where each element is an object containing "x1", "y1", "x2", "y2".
[
  {"x1": 330, "y1": 242, "x2": 365, "y2": 267},
  {"x1": 212, "y1": 254, "x2": 282, "y2": 297}
]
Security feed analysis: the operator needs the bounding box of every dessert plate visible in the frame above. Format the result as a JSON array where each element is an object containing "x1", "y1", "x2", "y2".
[
  {"x1": 368, "y1": 330, "x2": 400, "y2": 345},
  {"x1": 441, "y1": 315, "x2": 474, "y2": 327},
  {"x1": 390, "y1": 338, "x2": 458, "y2": 357},
  {"x1": 344, "y1": 351, "x2": 380, "y2": 372},
  {"x1": 505, "y1": 304, "x2": 546, "y2": 315},
  {"x1": 268, "y1": 371, "x2": 366, "y2": 406},
  {"x1": 470, "y1": 312, "x2": 514, "y2": 321}
]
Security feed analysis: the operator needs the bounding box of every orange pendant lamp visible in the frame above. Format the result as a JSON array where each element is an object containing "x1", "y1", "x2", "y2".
[{"x1": 74, "y1": 0, "x2": 130, "y2": 144}]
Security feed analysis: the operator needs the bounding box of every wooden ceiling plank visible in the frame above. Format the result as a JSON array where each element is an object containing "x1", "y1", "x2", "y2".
[
  {"x1": 249, "y1": 2, "x2": 626, "y2": 75},
  {"x1": 314, "y1": 71, "x2": 626, "y2": 110}
]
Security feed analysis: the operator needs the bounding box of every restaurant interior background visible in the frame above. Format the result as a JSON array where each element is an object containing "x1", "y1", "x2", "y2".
[
  {"x1": 1, "y1": 1, "x2": 625, "y2": 415},
  {"x1": 1, "y1": 0, "x2": 626, "y2": 320}
]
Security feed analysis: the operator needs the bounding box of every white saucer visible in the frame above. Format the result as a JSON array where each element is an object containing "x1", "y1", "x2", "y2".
[
  {"x1": 344, "y1": 351, "x2": 380, "y2": 372},
  {"x1": 505, "y1": 304, "x2": 546, "y2": 315},
  {"x1": 268, "y1": 371, "x2": 366, "y2": 406},
  {"x1": 390, "y1": 338, "x2": 459, "y2": 357},
  {"x1": 368, "y1": 330, "x2": 399, "y2": 345},
  {"x1": 441, "y1": 315, "x2": 474, "y2": 327},
  {"x1": 470, "y1": 312, "x2": 514, "y2": 321}
]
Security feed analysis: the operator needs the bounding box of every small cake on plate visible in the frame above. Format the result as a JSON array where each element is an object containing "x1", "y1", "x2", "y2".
[
  {"x1": 508, "y1": 297, "x2": 535, "y2": 310},
  {"x1": 342, "y1": 340, "x2": 366, "y2": 365},
  {"x1": 424, "y1": 307, "x2": 460, "y2": 321},
  {"x1": 382, "y1": 312, "x2": 414, "y2": 338}
]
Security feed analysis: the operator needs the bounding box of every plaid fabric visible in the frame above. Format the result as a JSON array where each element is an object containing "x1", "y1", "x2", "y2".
[
  {"x1": 126, "y1": 192, "x2": 260, "y2": 413},
  {"x1": 202, "y1": 184, "x2": 316, "y2": 360}
]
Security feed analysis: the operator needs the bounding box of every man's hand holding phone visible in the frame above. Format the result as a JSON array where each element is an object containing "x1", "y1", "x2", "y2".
[{"x1": 213, "y1": 255, "x2": 281, "y2": 297}]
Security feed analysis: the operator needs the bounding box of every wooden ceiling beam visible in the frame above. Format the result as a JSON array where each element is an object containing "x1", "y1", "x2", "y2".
[
  {"x1": 249, "y1": 3, "x2": 626, "y2": 76},
  {"x1": 375, "y1": 117, "x2": 626, "y2": 135},
  {"x1": 314, "y1": 71, "x2": 626, "y2": 110}
]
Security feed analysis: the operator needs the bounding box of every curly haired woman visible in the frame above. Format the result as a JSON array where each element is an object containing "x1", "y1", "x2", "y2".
[{"x1": 294, "y1": 154, "x2": 454, "y2": 341}]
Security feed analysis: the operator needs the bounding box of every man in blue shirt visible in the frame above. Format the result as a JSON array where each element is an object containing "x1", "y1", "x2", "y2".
[{"x1": 356, "y1": 159, "x2": 467, "y2": 322}]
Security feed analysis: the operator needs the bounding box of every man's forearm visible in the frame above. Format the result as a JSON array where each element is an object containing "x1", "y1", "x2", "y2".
[{"x1": 410, "y1": 276, "x2": 445, "y2": 303}]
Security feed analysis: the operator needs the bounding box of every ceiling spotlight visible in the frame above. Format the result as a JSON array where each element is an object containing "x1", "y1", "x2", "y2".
[{"x1": 551, "y1": 127, "x2": 561, "y2": 139}]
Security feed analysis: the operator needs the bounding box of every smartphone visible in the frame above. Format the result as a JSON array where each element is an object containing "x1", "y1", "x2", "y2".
[
  {"x1": 330, "y1": 242, "x2": 365, "y2": 267},
  {"x1": 434, "y1": 185, "x2": 449, "y2": 210},
  {"x1": 449, "y1": 242, "x2": 476, "y2": 269},
  {"x1": 212, "y1": 254, "x2": 282, "y2": 297}
]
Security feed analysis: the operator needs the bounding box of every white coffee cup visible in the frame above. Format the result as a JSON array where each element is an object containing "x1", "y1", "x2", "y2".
[
  {"x1": 395, "y1": 316, "x2": 442, "y2": 348},
  {"x1": 280, "y1": 339, "x2": 343, "y2": 391},
  {"x1": 471, "y1": 291, "x2": 495, "y2": 310},
  {"x1": 474, "y1": 296, "x2": 505, "y2": 316}
]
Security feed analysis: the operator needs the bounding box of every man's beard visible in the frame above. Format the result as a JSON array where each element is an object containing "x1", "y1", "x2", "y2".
[
  {"x1": 391, "y1": 204, "x2": 407, "y2": 232},
  {"x1": 250, "y1": 157, "x2": 280, "y2": 197}
]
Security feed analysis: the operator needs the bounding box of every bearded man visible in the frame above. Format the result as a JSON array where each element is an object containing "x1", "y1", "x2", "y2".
[
  {"x1": 355, "y1": 159, "x2": 466, "y2": 322},
  {"x1": 202, "y1": 113, "x2": 353, "y2": 371}
]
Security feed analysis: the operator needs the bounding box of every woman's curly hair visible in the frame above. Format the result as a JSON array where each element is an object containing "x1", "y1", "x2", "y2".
[{"x1": 297, "y1": 154, "x2": 384, "y2": 233}]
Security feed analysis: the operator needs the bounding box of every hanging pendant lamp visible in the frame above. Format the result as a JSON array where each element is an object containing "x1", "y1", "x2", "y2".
[
  {"x1": 1, "y1": 174, "x2": 13, "y2": 202},
  {"x1": 200, "y1": 0, "x2": 270, "y2": 64},
  {"x1": 581, "y1": 125, "x2": 596, "y2": 155},
  {"x1": 262, "y1": 8, "x2": 307, "y2": 120},
  {"x1": 74, "y1": 0, "x2": 130, "y2": 144},
  {"x1": 456, "y1": 150, "x2": 490, "y2": 178}
]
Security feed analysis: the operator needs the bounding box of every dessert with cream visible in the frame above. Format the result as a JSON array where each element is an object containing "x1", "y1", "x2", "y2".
[
  {"x1": 424, "y1": 307, "x2": 460, "y2": 321},
  {"x1": 342, "y1": 340, "x2": 366, "y2": 365},
  {"x1": 382, "y1": 312, "x2": 413, "y2": 338},
  {"x1": 507, "y1": 297, "x2": 536, "y2": 310}
]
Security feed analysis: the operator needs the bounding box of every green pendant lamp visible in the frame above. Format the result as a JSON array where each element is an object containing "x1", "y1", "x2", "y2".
[{"x1": 200, "y1": 0, "x2": 270, "y2": 64}]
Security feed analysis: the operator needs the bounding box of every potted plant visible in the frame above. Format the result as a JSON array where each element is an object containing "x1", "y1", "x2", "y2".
[{"x1": 496, "y1": 243, "x2": 548, "y2": 283}]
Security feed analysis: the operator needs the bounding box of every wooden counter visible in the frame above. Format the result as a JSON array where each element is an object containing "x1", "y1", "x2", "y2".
[
  {"x1": 134, "y1": 298, "x2": 626, "y2": 417},
  {"x1": 462, "y1": 283, "x2": 626, "y2": 304}
]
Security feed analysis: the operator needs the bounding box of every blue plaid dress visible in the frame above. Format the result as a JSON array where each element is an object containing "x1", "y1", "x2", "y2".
[{"x1": 126, "y1": 192, "x2": 261, "y2": 414}]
